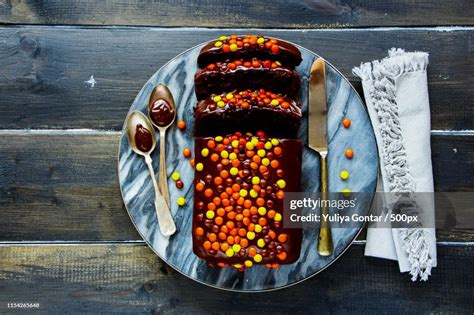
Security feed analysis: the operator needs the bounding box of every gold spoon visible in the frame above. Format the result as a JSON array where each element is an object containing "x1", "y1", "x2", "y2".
[
  {"x1": 126, "y1": 110, "x2": 176, "y2": 236},
  {"x1": 147, "y1": 84, "x2": 176, "y2": 209}
]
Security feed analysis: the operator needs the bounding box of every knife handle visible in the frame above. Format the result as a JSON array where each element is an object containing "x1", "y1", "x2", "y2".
[{"x1": 318, "y1": 153, "x2": 333, "y2": 256}]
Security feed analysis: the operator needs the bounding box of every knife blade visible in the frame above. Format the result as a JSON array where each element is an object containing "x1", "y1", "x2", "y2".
[{"x1": 308, "y1": 58, "x2": 333, "y2": 256}]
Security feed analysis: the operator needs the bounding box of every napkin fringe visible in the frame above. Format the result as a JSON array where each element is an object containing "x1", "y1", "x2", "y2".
[{"x1": 353, "y1": 49, "x2": 433, "y2": 281}]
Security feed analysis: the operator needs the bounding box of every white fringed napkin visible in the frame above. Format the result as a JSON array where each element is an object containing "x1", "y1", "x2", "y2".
[{"x1": 353, "y1": 48, "x2": 437, "y2": 281}]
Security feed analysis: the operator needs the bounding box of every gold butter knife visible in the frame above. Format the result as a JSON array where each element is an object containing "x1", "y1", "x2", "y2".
[{"x1": 309, "y1": 58, "x2": 333, "y2": 256}]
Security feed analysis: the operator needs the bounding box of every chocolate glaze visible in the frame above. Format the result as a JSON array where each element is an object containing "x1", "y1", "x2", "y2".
[
  {"x1": 135, "y1": 124, "x2": 153, "y2": 152},
  {"x1": 194, "y1": 61, "x2": 301, "y2": 100},
  {"x1": 197, "y1": 36, "x2": 302, "y2": 68},
  {"x1": 150, "y1": 99, "x2": 175, "y2": 127},
  {"x1": 192, "y1": 133, "x2": 302, "y2": 266},
  {"x1": 194, "y1": 91, "x2": 302, "y2": 138}
]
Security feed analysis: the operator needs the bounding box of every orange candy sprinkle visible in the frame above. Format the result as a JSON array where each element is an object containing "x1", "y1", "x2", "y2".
[
  {"x1": 345, "y1": 148, "x2": 354, "y2": 159},
  {"x1": 248, "y1": 247, "x2": 257, "y2": 257},
  {"x1": 196, "y1": 182, "x2": 204, "y2": 191},
  {"x1": 177, "y1": 120, "x2": 186, "y2": 130},
  {"x1": 183, "y1": 148, "x2": 192, "y2": 158},
  {"x1": 208, "y1": 233, "x2": 217, "y2": 242},
  {"x1": 278, "y1": 252, "x2": 287, "y2": 260},
  {"x1": 278, "y1": 233, "x2": 288, "y2": 243},
  {"x1": 204, "y1": 188, "x2": 213, "y2": 198},
  {"x1": 195, "y1": 227, "x2": 204, "y2": 236},
  {"x1": 342, "y1": 118, "x2": 351, "y2": 128},
  {"x1": 203, "y1": 241, "x2": 211, "y2": 250},
  {"x1": 220, "y1": 242, "x2": 229, "y2": 251},
  {"x1": 207, "y1": 139, "x2": 216, "y2": 148}
]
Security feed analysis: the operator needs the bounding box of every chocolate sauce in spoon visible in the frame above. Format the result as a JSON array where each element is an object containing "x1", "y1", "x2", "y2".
[
  {"x1": 150, "y1": 99, "x2": 175, "y2": 127},
  {"x1": 135, "y1": 123, "x2": 153, "y2": 152}
]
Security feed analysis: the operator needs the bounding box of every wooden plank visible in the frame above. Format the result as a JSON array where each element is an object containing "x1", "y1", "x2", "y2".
[
  {"x1": 0, "y1": 26, "x2": 472, "y2": 130},
  {"x1": 0, "y1": 0, "x2": 473, "y2": 28},
  {"x1": 0, "y1": 244, "x2": 472, "y2": 313},
  {"x1": 0, "y1": 133, "x2": 472, "y2": 242}
]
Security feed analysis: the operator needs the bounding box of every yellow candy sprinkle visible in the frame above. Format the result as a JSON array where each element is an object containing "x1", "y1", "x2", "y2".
[
  {"x1": 201, "y1": 148, "x2": 209, "y2": 157},
  {"x1": 215, "y1": 136, "x2": 223, "y2": 142},
  {"x1": 229, "y1": 152, "x2": 237, "y2": 160},
  {"x1": 275, "y1": 61, "x2": 282, "y2": 66},
  {"x1": 220, "y1": 150, "x2": 229, "y2": 159},
  {"x1": 271, "y1": 138, "x2": 279, "y2": 146},
  {"x1": 219, "y1": 35, "x2": 228, "y2": 41},
  {"x1": 225, "y1": 248, "x2": 234, "y2": 257},
  {"x1": 206, "y1": 210, "x2": 215, "y2": 219},
  {"x1": 277, "y1": 179, "x2": 286, "y2": 189},
  {"x1": 214, "y1": 41, "x2": 223, "y2": 47},
  {"x1": 261, "y1": 158, "x2": 270, "y2": 166},
  {"x1": 257, "y1": 149, "x2": 266, "y2": 157},
  {"x1": 257, "y1": 37, "x2": 265, "y2": 44},
  {"x1": 232, "y1": 244, "x2": 241, "y2": 252},
  {"x1": 274, "y1": 213, "x2": 282, "y2": 222},
  {"x1": 340, "y1": 170, "x2": 350, "y2": 180},
  {"x1": 271, "y1": 99, "x2": 279, "y2": 106},
  {"x1": 252, "y1": 176, "x2": 260, "y2": 185},
  {"x1": 231, "y1": 140, "x2": 239, "y2": 148},
  {"x1": 177, "y1": 197, "x2": 186, "y2": 206},
  {"x1": 226, "y1": 93, "x2": 234, "y2": 100},
  {"x1": 239, "y1": 189, "x2": 248, "y2": 197},
  {"x1": 230, "y1": 43, "x2": 238, "y2": 51},
  {"x1": 247, "y1": 231, "x2": 255, "y2": 240},
  {"x1": 217, "y1": 101, "x2": 225, "y2": 108},
  {"x1": 233, "y1": 263, "x2": 242, "y2": 268},
  {"x1": 257, "y1": 239, "x2": 265, "y2": 248},
  {"x1": 258, "y1": 207, "x2": 267, "y2": 216},
  {"x1": 251, "y1": 138, "x2": 259, "y2": 145},
  {"x1": 264, "y1": 141, "x2": 272, "y2": 150},
  {"x1": 246, "y1": 142, "x2": 254, "y2": 150},
  {"x1": 244, "y1": 260, "x2": 253, "y2": 267},
  {"x1": 230, "y1": 167, "x2": 238, "y2": 176},
  {"x1": 213, "y1": 95, "x2": 221, "y2": 102},
  {"x1": 254, "y1": 224, "x2": 262, "y2": 233},
  {"x1": 171, "y1": 171, "x2": 180, "y2": 181},
  {"x1": 342, "y1": 188, "x2": 351, "y2": 198},
  {"x1": 254, "y1": 254, "x2": 263, "y2": 263},
  {"x1": 196, "y1": 163, "x2": 204, "y2": 172},
  {"x1": 249, "y1": 189, "x2": 258, "y2": 198}
]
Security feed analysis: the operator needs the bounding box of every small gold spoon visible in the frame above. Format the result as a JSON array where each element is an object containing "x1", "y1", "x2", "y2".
[
  {"x1": 147, "y1": 84, "x2": 176, "y2": 209},
  {"x1": 126, "y1": 110, "x2": 176, "y2": 236}
]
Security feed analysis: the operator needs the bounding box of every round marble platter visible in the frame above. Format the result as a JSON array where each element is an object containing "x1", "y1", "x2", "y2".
[{"x1": 118, "y1": 40, "x2": 378, "y2": 292}]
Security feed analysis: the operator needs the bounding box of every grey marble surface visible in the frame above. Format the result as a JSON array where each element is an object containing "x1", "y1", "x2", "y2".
[{"x1": 118, "y1": 42, "x2": 378, "y2": 291}]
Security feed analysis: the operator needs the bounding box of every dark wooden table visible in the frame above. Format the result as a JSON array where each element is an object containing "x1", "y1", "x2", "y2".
[{"x1": 0, "y1": 1, "x2": 473, "y2": 313}]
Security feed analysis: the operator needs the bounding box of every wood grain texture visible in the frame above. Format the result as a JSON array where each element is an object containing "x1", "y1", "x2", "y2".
[
  {"x1": 0, "y1": 0, "x2": 473, "y2": 28},
  {"x1": 0, "y1": 26, "x2": 472, "y2": 130},
  {"x1": 0, "y1": 244, "x2": 472, "y2": 313},
  {"x1": 0, "y1": 133, "x2": 472, "y2": 242}
]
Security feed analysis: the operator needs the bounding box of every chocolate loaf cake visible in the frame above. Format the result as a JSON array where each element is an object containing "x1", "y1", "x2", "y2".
[
  {"x1": 197, "y1": 35, "x2": 303, "y2": 69},
  {"x1": 194, "y1": 58, "x2": 301, "y2": 100},
  {"x1": 192, "y1": 132, "x2": 302, "y2": 269},
  {"x1": 194, "y1": 89, "x2": 301, "y2": 138}
]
